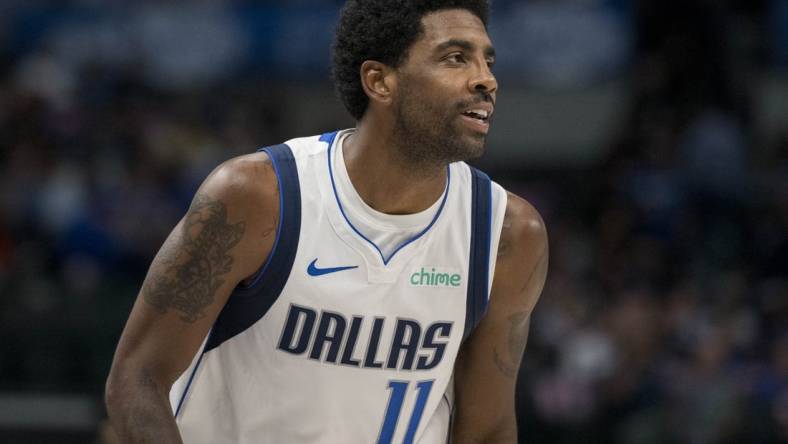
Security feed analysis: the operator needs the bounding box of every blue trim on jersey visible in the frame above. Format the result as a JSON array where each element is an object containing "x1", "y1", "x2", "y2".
[
  {"x1": 322, "y1": 131, "x2": 450, "y2": 266},
  {"x1": 240, "y1": 151, "x2": 287, "y2": 289},
  {"x1": 319, "y1": 131, "x2": 339, "y2": 146},
  {"x1": 443, "y1": 393, "x2": 454, "y2": 444},
  {"x1": 174, "y1": 342, "x2": 207, "y2": 417},
  {"x1": 204, "y1": 144, "x2": 302, "y2": 352},
  {"x1": 463, "y1": 167, "x2": 492, "y2": 342}
]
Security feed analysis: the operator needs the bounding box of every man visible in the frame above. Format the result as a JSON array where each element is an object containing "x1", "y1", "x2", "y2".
[{"x1": 105, "y1": 1, "x2": 548, "y2": 443}]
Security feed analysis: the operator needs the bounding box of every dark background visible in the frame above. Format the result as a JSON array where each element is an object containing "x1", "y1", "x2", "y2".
[{"x1": 0, "y1": 0, "x2": 786, "y2": 443}]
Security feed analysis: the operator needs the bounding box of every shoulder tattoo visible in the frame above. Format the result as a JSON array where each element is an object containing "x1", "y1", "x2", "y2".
[{"x1": 143, "y1": 194, "x2": 246, "y2": 323}]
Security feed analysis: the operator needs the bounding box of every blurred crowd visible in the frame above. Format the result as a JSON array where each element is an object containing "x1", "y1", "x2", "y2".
[
  {"x1": 0, "y1": 1, "x2": 786, "y2": 443},
  {"x1": 513, "y1": 1, "x2": 788, "y2": 443}
]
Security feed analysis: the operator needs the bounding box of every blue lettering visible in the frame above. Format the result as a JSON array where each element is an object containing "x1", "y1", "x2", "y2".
[
  {"x1": 277, "y1": 304, "x2": 316, "y2": 355},
  {"x1": 340, "y1": 316, "x2": 363, "y2": 367},
  {"x1": 364, "y1": 317, "x2": 385, "y2": 369},
  {"x1": 417, "y1": 322, "x2": 452, "y2": 370},
  {"x1": 387, "y1": 319, "x2": 422, "y2": 370},
  {"x1": 309, "y1": 310, "x2": 346, "y2": 363},
  {"x1": 278, "y1": 307, "x2": 451, "y2": 371}
]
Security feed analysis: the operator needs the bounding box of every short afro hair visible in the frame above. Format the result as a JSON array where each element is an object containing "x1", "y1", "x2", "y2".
[{"x1": 332, "y1": 0, "x2": 490, "y2": 121}]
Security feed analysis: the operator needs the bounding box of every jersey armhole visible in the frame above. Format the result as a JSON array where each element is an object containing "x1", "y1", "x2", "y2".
[
  {"x1": 237, "y1": 148, "x2": 286, "y2": 290},
  {"x1": 486, "y1": 184, "x2": 508, "y2": 294},
  {"x1": 462, "y1": 167, "x2": 493, "y2": 343},
  {"x1": 203, "y1": 143, "x2": 302, "y2": 352}
]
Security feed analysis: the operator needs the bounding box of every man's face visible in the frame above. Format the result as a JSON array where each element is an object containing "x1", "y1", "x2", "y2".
[{"x1": 392, "y1": 9, "x2": 497, "y2": 166}]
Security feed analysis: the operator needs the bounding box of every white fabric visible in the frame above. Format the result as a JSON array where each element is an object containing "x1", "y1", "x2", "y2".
[
  {"x1": 332, "y1": 130, "x2": 445, "y2": 261},
  {"x1": 170, "y1": 131, "x2": 508, "y2": 444}
]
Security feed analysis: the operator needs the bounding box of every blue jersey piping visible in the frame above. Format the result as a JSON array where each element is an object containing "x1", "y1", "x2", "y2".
[
  {"x1": 238, "y1": 147, "x2": 287, "y2": 289},
  {"x1": 322, "y1": 131, "x2": 450, "y2": 266},
  {"x1": 174, "y1": 341, "x2": 207, "y2": 417}
]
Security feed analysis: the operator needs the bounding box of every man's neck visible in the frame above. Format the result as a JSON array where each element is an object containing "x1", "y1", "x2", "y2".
[{"x1": 342, "y1": 123, "x2": 448, "y2": 215}]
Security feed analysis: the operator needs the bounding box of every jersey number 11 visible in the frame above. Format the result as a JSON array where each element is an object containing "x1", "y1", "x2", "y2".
[{"x1": 377, "y1": 380, "x2": 435, "y2": 444}]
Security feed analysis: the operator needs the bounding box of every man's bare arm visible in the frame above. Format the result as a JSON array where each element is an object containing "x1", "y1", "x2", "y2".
[
  {"x1": 452, "y1": 192, "x2": 549, "y2": 443},
  {"x1": 105, "y1": 154, "x2": 279, "y2": 443},
  {"x1": 143, "y1": 193, "x2": 246, "y2": 322}
]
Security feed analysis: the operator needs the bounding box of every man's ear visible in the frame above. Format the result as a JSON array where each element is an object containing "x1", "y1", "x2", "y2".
[{"x1": 360, "y1": 60, "x2": 397, "y2": 106}]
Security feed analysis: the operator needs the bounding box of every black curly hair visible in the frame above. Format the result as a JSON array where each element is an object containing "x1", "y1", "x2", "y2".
[{"x1": 332, "y1": 0, "x2": 490, "y2": 121}]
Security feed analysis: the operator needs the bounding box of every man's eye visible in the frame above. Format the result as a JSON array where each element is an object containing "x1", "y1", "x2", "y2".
[{"x1": 446, "y1": 53, "x2": 466, "y2": 63}]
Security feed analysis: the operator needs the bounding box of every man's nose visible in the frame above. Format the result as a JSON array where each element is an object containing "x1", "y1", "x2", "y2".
[{"x1": 469, "y1": 64, "x2": 497, "y2": 97}]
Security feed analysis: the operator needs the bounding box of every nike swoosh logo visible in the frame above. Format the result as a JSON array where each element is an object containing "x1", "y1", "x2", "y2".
[{"x1": 307, "y1": 258, "x2": 358, "y2": 276}]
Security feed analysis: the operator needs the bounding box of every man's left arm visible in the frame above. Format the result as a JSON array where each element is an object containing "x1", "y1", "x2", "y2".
[{"x1": 452, "y1": 192, "x2": 549, "y2": 443}]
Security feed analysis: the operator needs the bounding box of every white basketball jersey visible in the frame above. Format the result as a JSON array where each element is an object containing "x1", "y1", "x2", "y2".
[{"x1": 169, "y1": 130, "x2": 508, "y2": 444}]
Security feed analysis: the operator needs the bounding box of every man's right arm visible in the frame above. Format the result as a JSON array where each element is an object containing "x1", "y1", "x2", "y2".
[{"x1": 105, "y1": 153, "x2": 279, "y2": 443}]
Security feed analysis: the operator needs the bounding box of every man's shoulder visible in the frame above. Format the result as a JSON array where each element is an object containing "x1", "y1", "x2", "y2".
[
  {"x1": 488, "y1": 189, "x2": 549, "y2": 310},
  {"x1": 211, "y1": 151, "x2": 276, "y2": 191},
  {"x1": 495, "y1": 190, "x2": 548, "y2": 279},
  {"x1": 502, "y1": 191, "x2": 545, "y2": 241},
  {"x1": 197, "y1": 152, "x2": 279, "y2": 225},
  {"x1": 200, "y1": 128, "x2": 349, "y2": 216}
]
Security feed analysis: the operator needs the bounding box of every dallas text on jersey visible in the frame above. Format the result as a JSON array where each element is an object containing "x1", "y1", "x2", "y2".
[{"x1": 277, "y1": 304, "x2": 454, "y2": 371}]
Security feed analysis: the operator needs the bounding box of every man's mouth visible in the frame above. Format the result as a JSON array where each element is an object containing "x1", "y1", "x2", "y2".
[{"x1": 461, "y1": 109, "x2": 490, "y2": 123}]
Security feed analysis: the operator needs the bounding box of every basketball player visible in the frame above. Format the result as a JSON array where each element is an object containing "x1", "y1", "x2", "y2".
[{"x1": 105, "y1": 1, "x2": 548, "y2": 443}]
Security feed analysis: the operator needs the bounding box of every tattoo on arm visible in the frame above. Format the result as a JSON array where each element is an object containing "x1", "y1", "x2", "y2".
[
  {"x1": 143, "y1": 194, "x2": 246, "y2": 323},
  {"x1": 492, "y1": 247, "x2": 547, "y2": 378},
  {"x1": 493, "y1": 313, "x2": 530, "y2": 378}
]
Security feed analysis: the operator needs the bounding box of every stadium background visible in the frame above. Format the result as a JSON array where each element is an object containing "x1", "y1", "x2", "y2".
[{"x1": 0, "y1": 0, "x2": 786, "y2": 443}]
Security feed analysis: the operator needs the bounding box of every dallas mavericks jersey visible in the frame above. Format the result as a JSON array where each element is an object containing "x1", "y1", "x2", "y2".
[{"x1": 169, "y1": 130, "x2": 508, "y2": 443}]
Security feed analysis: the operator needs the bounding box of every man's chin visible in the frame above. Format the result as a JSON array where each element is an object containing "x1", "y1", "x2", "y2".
[
  {"x1": 447, "y1": 142, "x2": 485, "y2": 163},
  {"x1": 460, "y1": 133, "x2": 487, "y2": 160},
  {"x1": 465, "y1": 145, "x2": 486, "y2": 161}
]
